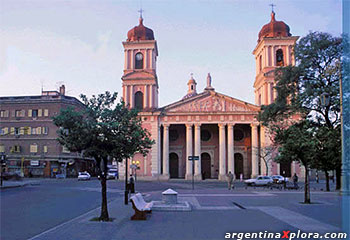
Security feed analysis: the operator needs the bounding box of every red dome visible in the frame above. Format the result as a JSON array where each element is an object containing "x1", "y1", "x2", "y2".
[
  {"x1": 258, "y1": 12, "x2": 291, "y2": 42},
  {"x1": 127, "y1": 18, "x2": 155, "y2": 42}
]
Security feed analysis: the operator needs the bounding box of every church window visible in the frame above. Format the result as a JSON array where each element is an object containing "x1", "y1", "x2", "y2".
[
  {"x1": 201, "y1": 130, "x2": 211, "y2": 142},
  {"x1": 134, "y1": 91, "x2": 144, "y2": 109},
  {"x1": 135, "y1": 52, "x2": 144, "y2": 69},
  {"x1": 234, "y1": 129, "x2": 244, "y2": 141},
  {"x1": 276, "y1": 49, "x2": 284, "y2": 66},
  {"x1": 191, "y1": 85, "x2": 193, "y2": 90},
  {"x1": 169, "y1": 130, "x2": 179, "y2": 142}
]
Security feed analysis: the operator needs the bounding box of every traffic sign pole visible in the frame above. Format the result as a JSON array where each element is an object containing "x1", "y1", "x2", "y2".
[{"x1": 188, "y1": 155, "x2": 199, "y2": 190}]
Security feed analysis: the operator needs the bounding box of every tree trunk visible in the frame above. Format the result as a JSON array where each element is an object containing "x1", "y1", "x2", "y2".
[
  {"x1": 265, "y1": 160, "x2": 268, "y2": 176},
  {"x1": 99, "y1": 158, "x2": 109, "y2": 221},
  {"x1": 304, "y1": 167, "x2": 311, "y2": 204},
  {"x1": 324, "y1": 170, "x2": 330, "y2": 192},
  {"x1": 335, "y1": 166, "x2": 341, "y2": 190}
]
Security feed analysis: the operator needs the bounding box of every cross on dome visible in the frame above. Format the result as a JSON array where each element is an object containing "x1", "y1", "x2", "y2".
[
  {"x1": 138, "y1": 8, "x2": 144, "y2": 19},
  {"x1": 269, "y1": 3, "x2": 276, "y2": 13}
]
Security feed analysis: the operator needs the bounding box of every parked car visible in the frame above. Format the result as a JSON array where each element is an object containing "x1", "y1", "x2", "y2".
[
  {"x1": 244, "y1": 176, "x2": 273, "y2": 186},
  {"x1": 271, "y1": 175, "x2": 286, "y2": 184},
  {"x1": 107, "y1": 169, "x2": 118, "y2": 180},
  {"x1": 78, "y1": 172, "x2": 91, "y2": 181}
]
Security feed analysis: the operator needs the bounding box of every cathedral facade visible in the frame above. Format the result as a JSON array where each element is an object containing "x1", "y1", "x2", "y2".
[{"x1": 118, "y1": 11, "x2": 302, "y2": 180}]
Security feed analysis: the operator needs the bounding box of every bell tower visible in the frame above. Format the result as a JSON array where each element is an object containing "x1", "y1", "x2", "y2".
[
  {"x1": 253, "y1": 10, "x2": 299, "y2": 106},
  {"x1": 122, "y1": 13, "x2": 159, "y2": 110}
]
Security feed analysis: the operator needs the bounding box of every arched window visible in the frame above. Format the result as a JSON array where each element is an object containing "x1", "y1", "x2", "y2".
[
  {"x1": 135, "y1": 52, "x2": 143, "y2": 69},
  {"x1": 276, "y1": 49, "x2": 284, "y2": 66},
  {"x1": 134, "y1": 91, "x2": 143, "y2": 109}
]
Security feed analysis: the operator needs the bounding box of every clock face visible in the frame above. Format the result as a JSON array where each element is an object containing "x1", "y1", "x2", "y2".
[{"x1": 135, "y1": 53, "x2": 143, "y2": 61}]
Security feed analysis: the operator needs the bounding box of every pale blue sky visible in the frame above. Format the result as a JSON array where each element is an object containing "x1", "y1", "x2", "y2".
[{"x1": 0, "y1": 0, "x2": 342, "y2": 106}]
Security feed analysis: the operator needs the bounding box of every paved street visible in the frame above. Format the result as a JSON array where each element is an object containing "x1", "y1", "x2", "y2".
[{"x1": 0, "y1": 178, "x2": 344, "y2": 240}]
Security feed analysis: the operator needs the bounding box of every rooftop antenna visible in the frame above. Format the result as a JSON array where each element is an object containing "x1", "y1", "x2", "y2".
[{"x1": 40, "y1": 80, "x2": 44, "y2": 93}]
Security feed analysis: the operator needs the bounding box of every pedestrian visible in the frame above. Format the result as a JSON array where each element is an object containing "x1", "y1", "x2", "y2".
[
  {"x1": 227, "y1": 171, "x2": 234, "y2": 190},
  {"x1": 129, "y1": 174, "x2": 135, "y2": 193},
  {"x1": 316, "y1": 171, "x2": 319, "y2": 183},
  {"x1": 240, "y1": 173, "x2": 243, "y2": 182},
  {"x1": 293, "y1": 173, "x2": 298, "y2": 188}
]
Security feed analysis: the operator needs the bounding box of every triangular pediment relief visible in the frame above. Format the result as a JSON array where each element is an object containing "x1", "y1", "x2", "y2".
[
  {"x1": 122, "y1": 71, "x2": 156, "y2": 80},
  {"x1": 164, "y1": 91, "x2": 260, "y2": 113}
]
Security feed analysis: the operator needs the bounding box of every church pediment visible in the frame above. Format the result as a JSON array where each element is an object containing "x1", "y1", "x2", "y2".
[
  {"x1": 164, "y1": 91, "x2": 260, "y2": 113},
  {"x1": 122, "y1": 70, "x2": 156, "y2": 80}
]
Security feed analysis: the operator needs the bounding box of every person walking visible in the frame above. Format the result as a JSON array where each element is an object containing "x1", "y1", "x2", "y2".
[
  {"x1": 227, "y1": 171, "x2": 234, "y2": 190},
  {"x1": 293, "y1": 173, "x2": 298, "y2": 188},
  {"x1": 129, "y1": 174, "x2": 135, "y2": 193}
]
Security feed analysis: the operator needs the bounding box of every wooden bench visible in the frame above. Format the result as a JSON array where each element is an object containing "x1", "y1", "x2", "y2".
[{"x1": 130, "y1": 193, "x2": 153, "y2": 220}]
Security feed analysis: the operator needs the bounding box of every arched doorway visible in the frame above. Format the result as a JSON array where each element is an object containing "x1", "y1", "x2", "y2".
[
  {"x1": 201, "y1": 153, "x2": 211, "y2": 179},
  {"x1": 134, "y1": 91, "x2": 143, "y2": 110},
  {"x1": 234, "y1": 153, "x2": 244, "y2": 179},
  {"x1": 169, "y1": 153, "x2": 179, "y2": 178},
  {"x1": 280, "y1": 161, "x2": 292, "y2": 177}
]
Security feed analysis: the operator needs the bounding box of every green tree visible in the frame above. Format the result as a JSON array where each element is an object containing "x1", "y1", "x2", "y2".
[
  {"x1": 312, "y1": 126, "x2": 341, "y2": 191},
  {"x1": 259, "y1": 32, "x2": 343, "y2": 191},
  {"x1": 53, "y1": 92, "x2": 154, "y2": 221},
  {"x1": 275, "y1": 120, "x2": 317, "y2": 203}
]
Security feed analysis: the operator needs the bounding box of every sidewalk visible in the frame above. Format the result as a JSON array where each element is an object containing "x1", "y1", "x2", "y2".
[
  {"x1": 0, "y1": 179, "x2": 40, "y2": 189},
  {"x1": 25, "y1": 188, "x2": 342, "y2": 240}
]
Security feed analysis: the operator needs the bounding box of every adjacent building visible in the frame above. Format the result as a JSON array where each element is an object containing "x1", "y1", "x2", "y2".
[
  {"x1": 0, "y1": 85, "x2": 95, "y2": 177},
  {"x1": 118, "y1": 10, "x2": 304, "y2": 180}
]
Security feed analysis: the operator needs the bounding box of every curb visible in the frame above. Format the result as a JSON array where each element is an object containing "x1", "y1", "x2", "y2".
[{"x1": 0, "y1": 181, "x2": 40, "y2": 189}]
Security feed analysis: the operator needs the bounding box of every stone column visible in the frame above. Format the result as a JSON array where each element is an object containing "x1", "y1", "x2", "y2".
[
  {"x1": 271, "y1": 46, "x2": 275, "y2": 66},
  {"x1": 144, "y1": 85, "x2": 148, "y2": 109},
  {"x1": 185, "y1": 124, "x2": 193, "y2": 180},
  {"x1": 251, "y1": 123, "x2": 259, "y2": 178},
  {"x1": 285, "y1": 46, "x2": 289, "y2": 65},
  {"x1": 125, "y1": 85, "x2": 129, "y2": 107},
  {"x1": 162, "y1": 124, "x2": 169, "y2": 179},
  {"x1": 267, "y1": 83, "x2": 272, "y2": 105},
  {"x1": 260, "y1": 126, "x2": 267, "y2": 176},
  {"x1": 150, "y1": 85, "x2": 153, "y2": 109},
  {"x1": 218, "y1": 124, "x2": 227, "y2": 180},
  {"x1": 130, "y1": 85, "x2": 134, "y2": 108},
  {"x1": 145, "y1": 48, "x2": 149, "y2": 69},
  {"x1": 194, "y1": 124, "x2": 202, "y2": 180},
  {"x1": 227, "y1": 124, "x2": 235, "y2": 177},
  {"x1": 130, "y1": 50, "x2": 134, "y2": 69}
]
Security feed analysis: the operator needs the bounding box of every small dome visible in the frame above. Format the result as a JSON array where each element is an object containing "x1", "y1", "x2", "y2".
[
  {"x1": 258, "y1": 11, "x2": 291, "y2": 42},
  {"x1": 127, "y1": 18, "x2": 155, "y2": 42},
  {"x1": 183, "y1": 74, "x2": 197, "y2": 99}
]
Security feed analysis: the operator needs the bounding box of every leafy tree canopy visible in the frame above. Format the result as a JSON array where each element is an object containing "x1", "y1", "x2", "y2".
[
  {"x1": 259, "y1": 32, "x2": 343, "y2": 130},
  {"x1": 53, "y1": 92, "x2": 154, "y2": 162}
]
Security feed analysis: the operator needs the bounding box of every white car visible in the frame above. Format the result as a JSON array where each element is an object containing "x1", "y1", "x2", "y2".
[
  {"x1": 78, "y1": 172, "x2": 91, "y2": 181},
  {"x1": 271, "y1": 175, "x2": 286, "y2": 183},
  {"x1": 244, "y1": 176, "x2": 273, "y2": 186},
  {"x1": 107, "y1": 169, "x2": 118, "y2": 180}
]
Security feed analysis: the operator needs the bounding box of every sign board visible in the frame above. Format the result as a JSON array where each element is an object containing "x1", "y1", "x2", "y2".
[
  {"x1": 188, "y1": 156, "x2": 199, "y2": 161},
  {"x1": 130, "y1": 164, "x2": 138, "y2": 169},
  {"x1": 30, "y1": 160, "x2": 39, "y2": 166}
]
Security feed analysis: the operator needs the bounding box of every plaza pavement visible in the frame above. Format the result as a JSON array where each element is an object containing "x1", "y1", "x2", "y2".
[{"x1": 24, "y1": 183, "x2": 343, "y2": 240}]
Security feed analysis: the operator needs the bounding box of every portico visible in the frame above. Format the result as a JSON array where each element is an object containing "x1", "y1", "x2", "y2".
[
  {"x1": 159, "y1": 122, "x2": 260, "y2": 180},
  {"x1": 156, "y1": 89, "x2": 260, "y2": 180}
]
